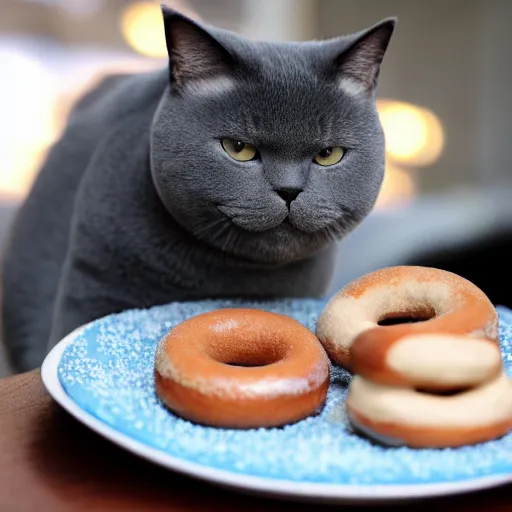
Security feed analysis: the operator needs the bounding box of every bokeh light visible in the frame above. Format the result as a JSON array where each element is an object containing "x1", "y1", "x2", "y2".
[
  {"x1": 121, "y1": 2, "x2": 167, "y2": 58},
  {"x1": 375, "y1": 161, "x2": 416, "y2": 210},
  {"x1": 377, "y1": 99, "x2": 445, "y2": 167},
  {"x1": 0, "y1": 48, "x2": 57, "y2": 199},
  {"x1": 121, "y1": 1, "x2": 199, "y2": 58}
]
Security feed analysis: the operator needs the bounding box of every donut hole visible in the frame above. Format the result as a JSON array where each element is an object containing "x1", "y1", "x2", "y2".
[
  {"x1": 223, "y1": 361, "x2": 272, "y2": 368},
  {"x1": 378, "y1": 317, "x2": 427, "y2": 326},
  {"x1": 222, "y1": 353, "x2": 282, "y2": 368},
  {"x1": 205, "y1": 335, "x2": 289, "y2": 368},
  {"x1": 378, "y1": 307, "x2": 436, "y2": 326},
  {"x1": 414, "y1": 386, "x2": 472, "y2": 397}
]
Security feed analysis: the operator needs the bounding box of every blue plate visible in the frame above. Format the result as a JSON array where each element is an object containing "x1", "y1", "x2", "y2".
[{"x1": 42, "y1": 300, "x2": 512, "y2": 503}]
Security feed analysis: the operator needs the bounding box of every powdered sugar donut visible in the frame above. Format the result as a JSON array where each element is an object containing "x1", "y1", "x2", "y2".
[
  {"x1": 155, "y1": 309, "x2": 330, "y2": 428},
  {"x1": 346, "y1": 333, "x2": 512, "y2": 448},
  {"x1": 317, "y1": 266, "x2": 511, "y2": 447},
  {"x1": 315, "y1": 266, "x2": 499, "y2": 370}
]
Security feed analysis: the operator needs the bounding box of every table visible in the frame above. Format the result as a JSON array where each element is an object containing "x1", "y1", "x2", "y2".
[{"x1": 0, "y1": 371, "x2": 510, "y2": 511}]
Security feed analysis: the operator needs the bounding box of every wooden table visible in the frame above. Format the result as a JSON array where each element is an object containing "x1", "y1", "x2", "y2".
[{"x1": 0, "y1": 370, "x2": 510, "y2": 511}]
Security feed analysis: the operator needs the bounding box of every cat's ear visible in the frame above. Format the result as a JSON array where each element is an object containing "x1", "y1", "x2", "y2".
[
  {"x1": 335, "y1": 18, "x2": 396, "y2": 95},
  {"x1": 161, "y1": 5, "x2": 235, "y2": 90}
]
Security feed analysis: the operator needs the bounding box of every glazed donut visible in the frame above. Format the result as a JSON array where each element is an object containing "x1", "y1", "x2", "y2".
[
  {"x1": 346, "y1": 333, "x2": 512, "y2": 448},
  {"x1": 154, "y1": 309, "x2": 330, "y2": 428},
  {"x1": 315, "y1": 266, "x2": 499, "y2": 371}
]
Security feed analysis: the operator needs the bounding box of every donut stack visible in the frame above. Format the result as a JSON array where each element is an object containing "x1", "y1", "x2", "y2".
[{"x1": 316, "y1": 266, "x2": 512, "y2": 448}]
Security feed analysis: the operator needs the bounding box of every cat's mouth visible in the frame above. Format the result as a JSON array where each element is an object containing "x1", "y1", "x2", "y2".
[
  {"x1": 216, "y1": 203, "x2": 342, "y2": 237},
  {"x1": 207, "y1": 203, "x2": 347, "y2": 264},
  {"x1": 216, "y1": 204, "x2": 288, "y2": 232}
]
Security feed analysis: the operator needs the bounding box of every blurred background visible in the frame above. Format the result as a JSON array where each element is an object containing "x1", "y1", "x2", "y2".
[{"x1": 1, "y1": 0, "x2": 511, "y2": 374}]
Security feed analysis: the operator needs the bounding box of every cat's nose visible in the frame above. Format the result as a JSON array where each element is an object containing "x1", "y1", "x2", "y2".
[{"x1": 276, "y1": 187, "x2": 302, "y2": 208}]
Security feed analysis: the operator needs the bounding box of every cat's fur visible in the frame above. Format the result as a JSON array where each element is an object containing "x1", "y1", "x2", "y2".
[{"x1": 1, "y1": 8, "x2": 395, "y2": 372}]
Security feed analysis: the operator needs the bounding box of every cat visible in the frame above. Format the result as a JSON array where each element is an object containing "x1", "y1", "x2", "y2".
[{"x1": 1, "y1": 7, "x2": 395, "y2": 372}]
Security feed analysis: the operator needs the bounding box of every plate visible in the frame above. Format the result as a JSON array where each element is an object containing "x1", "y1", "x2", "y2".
[{"x1": 41, "y1": 300, "x2": 512, "y2": 504}]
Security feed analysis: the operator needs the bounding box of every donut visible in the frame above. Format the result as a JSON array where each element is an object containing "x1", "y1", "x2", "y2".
[
  {"x1": 346, "y1": 333, "x2": 512, "y2": 448},
  {"x1": 315, "y1": 266, "x2": 499, "y2": 371},
  {"x1": 315, "y1": 265, "x2": 511, "y2": 448},
  {"x1": 154, "y1": 309, "x2": 330, "y2": 428}
]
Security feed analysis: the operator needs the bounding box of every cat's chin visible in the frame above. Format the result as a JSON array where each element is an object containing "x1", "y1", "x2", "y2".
[{"x1": 211, "y1": 219, "x2": 338, "y2": 265}]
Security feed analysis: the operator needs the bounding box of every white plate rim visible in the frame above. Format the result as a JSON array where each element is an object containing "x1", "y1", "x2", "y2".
[{"x1": 41, "y1": 325, "x2": 512, "y2": 504}]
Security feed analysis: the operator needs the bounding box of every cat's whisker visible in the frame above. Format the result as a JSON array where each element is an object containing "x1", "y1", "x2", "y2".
[
  {"x1": 192, "y1": 218, "x2": 227, "y2": 238},
  {"x1": 227, "y1": 227, "x2": 242, "y2": 255},
  {"x1": 222, "y1": 224, "x2": 235, "y2": 254},
  {"x1": 219, "y1": 203, "x2": 269, "y2": 212},
  {"x1": 323, "y1": 226, "x2": 334, "y2": 244},
  {"x1": 219, "y1": 225, "x2": 238, "y2": 266},
  {"x1": 325, "y1": 224, "x2": 343, "y2": 244},
  {"x1": 212, "y1": 220, "x2": 231, "y2": 244}
]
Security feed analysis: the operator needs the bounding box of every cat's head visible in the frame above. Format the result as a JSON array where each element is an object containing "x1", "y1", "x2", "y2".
[{"x1": 151, "y1": 7, "x2": 395, "y2": 265}]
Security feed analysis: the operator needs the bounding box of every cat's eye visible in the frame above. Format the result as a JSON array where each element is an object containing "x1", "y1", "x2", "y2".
[
  {"x1": 314, "y1": 147, "x2": 345, "y2": 166},
  {"x1": 221, "y1": 138, "x2": 258, "y2": 162}
]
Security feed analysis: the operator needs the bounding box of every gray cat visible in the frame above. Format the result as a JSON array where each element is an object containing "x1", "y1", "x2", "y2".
[{"x1": 1, "y1": 7, "x2": 395, "y2": 372}]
